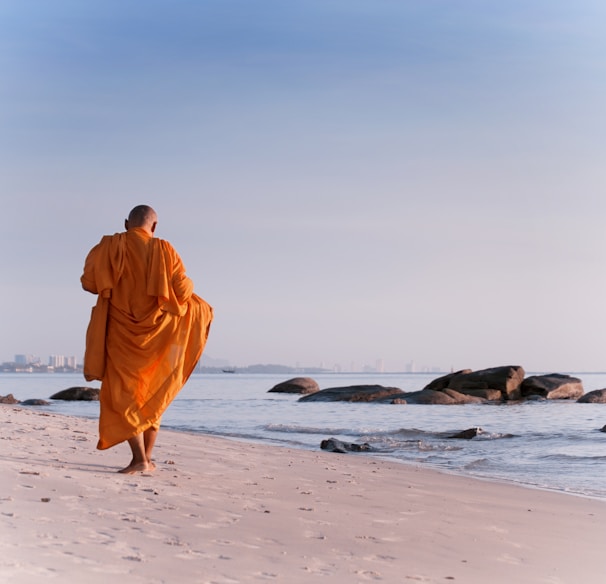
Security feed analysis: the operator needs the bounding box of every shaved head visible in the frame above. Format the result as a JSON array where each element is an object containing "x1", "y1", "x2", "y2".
[{"x1": 126, "y1": 205, "x2": 157, "y2": 235}]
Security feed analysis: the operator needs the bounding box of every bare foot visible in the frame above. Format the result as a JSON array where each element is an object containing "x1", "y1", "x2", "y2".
[
  {"x1": 117, "y1": 461, "x2": 150, "y2": 474},
  {"x1": 148, "y1": 460, "x2": 157, "y2": 470}
]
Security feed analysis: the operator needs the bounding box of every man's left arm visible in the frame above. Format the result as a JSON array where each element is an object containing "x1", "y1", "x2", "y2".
[{"x1": 81, "y1": 245, "x2": 100, "y2": 294}]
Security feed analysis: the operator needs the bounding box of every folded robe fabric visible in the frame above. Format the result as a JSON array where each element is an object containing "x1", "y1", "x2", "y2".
[
  {"x1": 81, "y1": 227, "x2": 213, "y2": 450},
  {"x1": 83, "y1": 293, "x2": 110, "y2": 381}
]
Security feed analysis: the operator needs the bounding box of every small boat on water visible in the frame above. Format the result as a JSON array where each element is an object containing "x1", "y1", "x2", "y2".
[{"x1": 222, "y1": 367, "x2": 236, "y2": 373}]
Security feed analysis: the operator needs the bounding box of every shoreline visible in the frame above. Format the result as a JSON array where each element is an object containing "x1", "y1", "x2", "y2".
[
  {"x1": 2, "y1": 406, "x2": 606, "y2": 584},
  {"x1": 211, "y1": 431, "x2": 606, "y2": 503}
]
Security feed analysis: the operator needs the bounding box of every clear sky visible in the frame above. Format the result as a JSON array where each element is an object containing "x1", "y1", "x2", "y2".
[{"x1": 2, "y1": 0, "x2": 606, "y2": 372}]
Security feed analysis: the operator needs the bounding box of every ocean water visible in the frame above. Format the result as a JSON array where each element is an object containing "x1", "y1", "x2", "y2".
[{"x1": 2, "y1": 371, "x2": 606, "y2": 500}]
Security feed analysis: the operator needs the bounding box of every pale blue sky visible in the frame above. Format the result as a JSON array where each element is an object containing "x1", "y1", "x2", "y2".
[{"x1": 2, "y1": 1, "x2": 606, "y2": 372}]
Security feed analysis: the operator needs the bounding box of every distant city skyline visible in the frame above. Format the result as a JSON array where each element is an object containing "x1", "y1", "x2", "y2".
[
  {"x1": 11, "y1": 354, "x2": 78, "y2": 366},
  {"x1": 5, "y1": 350, "x2": 606, "y2": 374},
  {"x1": 2, "y1": 352, "x2": 443, "y2": 374}
]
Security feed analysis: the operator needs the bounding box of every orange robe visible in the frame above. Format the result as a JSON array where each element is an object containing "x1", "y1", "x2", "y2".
[{"x1": 81, "y1": 227, "x2": 213, "y2": 450}]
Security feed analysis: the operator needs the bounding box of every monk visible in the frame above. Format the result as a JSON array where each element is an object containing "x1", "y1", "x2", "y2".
[{"x1": 81, "y1": 205, "x2": 213, "y2": 474}]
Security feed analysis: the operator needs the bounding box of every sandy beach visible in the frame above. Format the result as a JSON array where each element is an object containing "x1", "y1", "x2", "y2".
[{"x1": 1, "y1": 407, "x2": 605, "y2": 584}]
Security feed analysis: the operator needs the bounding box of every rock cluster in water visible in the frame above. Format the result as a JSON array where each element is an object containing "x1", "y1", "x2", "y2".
[
  {"x1": 269, "y1": 366, "x2": 606, "y2": 404},
  {"x1": 0, "y1": 386, "x2": 100, "y2": 406}
]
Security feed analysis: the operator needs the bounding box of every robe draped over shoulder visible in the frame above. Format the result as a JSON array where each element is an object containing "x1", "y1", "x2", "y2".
[{"x1": 81, "y1": 228, "x2": 213, "y2": 450}]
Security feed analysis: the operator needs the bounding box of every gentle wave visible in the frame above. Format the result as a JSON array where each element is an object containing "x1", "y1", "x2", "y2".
[
  {"x1": 538, "y1": 453, "x2": 606, "y2": 461},
  {"x1": 266, "y1": 424, "x2": 518, "y2": 442},
  {"x1": 263, "y1": 424, "x2": 359, "y2": 435}
]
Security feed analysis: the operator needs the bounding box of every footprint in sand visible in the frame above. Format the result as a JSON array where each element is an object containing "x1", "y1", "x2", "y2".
[
  {"x1": 252, "y1": 571, "x2": 279, "y2": 579},
  {"x1": 353, "y1": 569, "x2": 382, "y2": 581},
  {"x1": 497, "y1": 552, "x2": 523, "y2": 565},
  {"x1": 194, "y1": 511, "x2": 242, "y2": 529}
]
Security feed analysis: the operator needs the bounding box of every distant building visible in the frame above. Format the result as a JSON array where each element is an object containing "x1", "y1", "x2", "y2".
[
  {"x1": 48, "y1": 355, "x2": 79, "y2": 370},
  {"x1": 49, "y1": 355, "x2": 65, "y2": 368}
]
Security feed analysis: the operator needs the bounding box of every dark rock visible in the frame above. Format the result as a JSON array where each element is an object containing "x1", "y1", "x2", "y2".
[
  {"x1": 525, "y1": 394, "x2": 547, "y2": 401},
  {"x1": 578, "y1": 389, "x2": 606, "y2": 404},
  {"x1": 395, "y1": 388, "x2": 484, "y2": 405},
  {"x1": 521, "y1": 374, "x2": 584, "y2": 400},
  {"x1": 320, "y1": 438, "x2": 372, "y2": 453},
  {"x1": 600, "y1": 425, "x2": 606, "y2": 433},
  {"x1": 268, "y1": 377, "x2": 320, "y2": 394},
  {"x1": 20, "y1": 399, "x2": 51, "y2": 406},
  {"x1": 299, "y1": 385, "x2": 404, "y2": 403},
  {"x1": 449, "y1": 366, "x2": 525, "y2": 400},
  {"x1": 50, "y1": 387, "x2": 100, "y2": 401},
  {"x1": 423, "y1": 369, "x2": 473, "y2": 390},
  {"x1": 456, "y1": 388, "x2": 503, "y2": 401},
  {"x1": 0, "y1": 394, "x2": 19, "y2": 404},
  {"x1": 447, "y1": 427, "x2": 483, "y2": 439}
]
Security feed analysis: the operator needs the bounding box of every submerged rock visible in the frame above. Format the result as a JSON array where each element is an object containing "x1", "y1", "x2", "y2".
[
  {"x1": 397, "y1": 388, "x2": 485, "y2": 405},
  {"x1": 299, "y1": 385, "x2": 404, "y2": 403},
  {"x1": 50, "y1": 387, "x2": 100, "y2": 401},
  {"x1": 320, "y1": 438, "x2": 372, "y2": 453},
  {"x1": 577, "y1": 389, "x2": 606, "y2": 404},
  {"x1": 447, "y1": 427, "x2": 483, "y2": 439},
  {"x1": 20, "y1": 399, "x2": 51, "y2": 406},
  {"x1": 268, "y1": 377, "x2": 320, "y2": 395}
]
